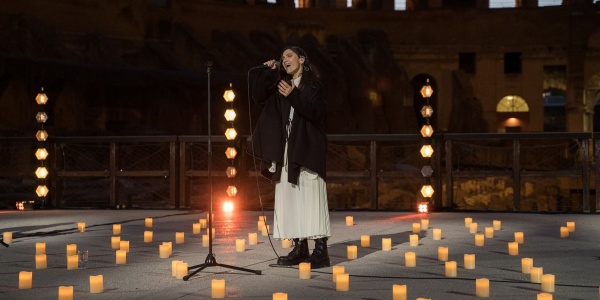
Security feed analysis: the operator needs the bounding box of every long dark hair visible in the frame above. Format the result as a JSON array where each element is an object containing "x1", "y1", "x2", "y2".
[{"x1": 278, "y1": 46, "x2": 320, "y2": 91}]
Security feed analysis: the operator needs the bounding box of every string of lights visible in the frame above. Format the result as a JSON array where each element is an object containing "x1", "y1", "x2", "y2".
[
  {"x1": 418, "y1": 79, "x2": 434, "y2": 213},
  {"x1": 34, "y1": 88, "x2": 50, "y2": 209},
  {"x1": 223, "y1": 83, "x2": 238, "y2": 212}
]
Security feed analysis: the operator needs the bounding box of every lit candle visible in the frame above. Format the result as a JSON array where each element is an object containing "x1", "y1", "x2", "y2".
[
  {"x1": 176, "y1": 232, "x2": 185, "y2": 244},
  {"x1": 281, "y1": 239, "x2": 292, "y2": 248},
  {"x1": 445, "y1": 261, "x2": 457, "y2": 277},
  {"x1": 19, "y1": 271, "x2": 32, "y2": 289},
  {"x1": 199, "y1": 219, "x2": 207, "y2": 229},
  {"x1": 171, "y1": 260, "x2": 183, "y2": 276},
  {"x1": 470, "y1": 222, "x2": 478, "y2": 234},
  {"x1": 193, "y1": 223, "x2": 200, "y2": 234},
  {"x1": 36, "y1": 254, "x2": 47, "y2": 269},
  {"x1": 89, "y1": 275, "x2": 103, "y2": 293},
  {"x1": 537, "y1": 293, "x2": 553, "y2": 300},
  {"x1": 58, "y1": 286, "x2": 74, "y2": 300},
  {"x1": 438, "y1": 247, "x2": 448, "y2": 261},
  {"x1": 144, "y1": 231, "x2": 153, "y2": 243},
  {"x1": 164, "y1": 242, "x2": 172, "y2": 256},
  {"x1": 475, "y1": 278, "x2": 489, "y2": 297},
  {"x1": 2, "y1": 232, "x2": 12, "y2": 244},
  {"x1": 120, "y1": 240, "x2": 129, "y2": 253},
  {"x1": 560, "y1": 226, "x2": 569, "y2": 238},
  {"x1": 360, "y1": 235, "x2": 370, "y2": 247},
  {"x1": 236, "y1": 239, "x2": 246, "y2": 252},
  {"x1": 393, "y1": 284, "x2": 407, "y2": 300},
  {"x1": 332, "y1": 265, "x2": 345, "y2": 282},
  {"x1": 299, "y1": 262, "x2": 311, "y2": 279},
  {"x1": 111, "y1": 236, "x2": 121, "y2": 249},
  {"x1": 336, "y1": 273, "x2": 349, "y2": 292},
  {"x1": 67, "y1": 254, "x2": 78, "y2": 270},
  {"x1": 508, "y1": 242, "x2": 519, "y2": 255},
  {"x1": 493, "y1": 220, "x2": 501, "y2": 230},
  {"x1": 116, "y1": 250, "x2": 126, "y2": 264},
  {"x1": 566, "y1": 221, "x2": 575, "y2": 232},
  {"x1": 464, "y1": 254, "x2": 475, "y2": 269},
  {"x1": 202, "y1": 234, "x2": 209, "y2": 247},
  {"x1": 36, "y1": 242, "x2": 46, "y2": 255},
  {"x1": 475, "y1": 234, "x2": 484, "y2": 246},
  {"x1": 541, "y1": 274, "x2": 555, "y2": 292},
  {"x1": 347, "y1": 245, "x2": 358, "y2": 259},
  {"x1": 261, "y1": 226, "x2": 268, "y2": 236},
  {"x1": 410, "y1": 234, "x2": 420, "y2": 247},
  {"x1": 176, "y1": 262, "x2": 188, "y2": 279},
  {"x1": 383, "y1": 238, "x2": 393, "y2": 250},
  {"x1": 433, "y1": 228, "x2": 442, "y2": 240},
  {"x1": 273, "y1": 292, "x2": 288, "y2": 300},
  {"x1": 521, "y1": 258, "x2": 533, "y2": 273},
  {"x1": 258, "y1": 220, "x2": 266, "y2": 231},
  {"x1": 113, "y1": 224, "x2": 121, "y2": 235},
  {"x1": 412, "y1": 222, "x2": 421, "y2": 233},
  {"x1": 248, "y1": 233, "x2": 258, "y2": 245},
  {"x1": 515, "y1": 232, "x2": 524, "y2": 244},
  {"x1": 484, "y1": 227, "x2": 494, "y2": 238},
  {"x1": 145, "y1": 217, "x2": 152, "y2": 227},
  {"x1": 421, "y1": 219, "x2": 429, "y2": 230},
  {"x1": 464, "y1": 217, "x2": 472, "y2": 227},
  {"x1": 346, "y1": 216, "x2": 354, "y2": 226},
  {"x1": 405, "y1": 252, "x2": 416, "y2": 267},
  {"x1": 212, "y1": 279, "x2": 225, "y2": 298},
  {"x1": 66, "y1": 244, "x2": 77, "y2": 256},
  {"x1": 259, "y1": 215, "x2": 266, "y2": 222},
  {"x1": 159, "y1": 244, "x2": 170, "y2": 258},
  {"x1": 77, "y1": 222, "x2": 86, "y2": 232},
  {"x1": 530, "y1": 267, "x2": 543, "y2": 283}
]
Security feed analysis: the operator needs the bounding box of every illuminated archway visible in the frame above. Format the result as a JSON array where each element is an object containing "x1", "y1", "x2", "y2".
[{"x1": 496, "y1": 95, "x2": 529, "y2": 132}]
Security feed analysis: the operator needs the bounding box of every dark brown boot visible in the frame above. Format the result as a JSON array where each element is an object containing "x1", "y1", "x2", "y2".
[
  {"x1": 277, "y1": 239, "x2": 309, "y2": 266},
  {"x1": 307, "y1": 237, "x2": 330, "y2": 269}
]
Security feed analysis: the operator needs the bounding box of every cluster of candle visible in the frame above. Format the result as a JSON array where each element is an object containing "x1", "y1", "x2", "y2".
[{"x1": 171, "y1": 260, "x2": 188, "y2": 279}]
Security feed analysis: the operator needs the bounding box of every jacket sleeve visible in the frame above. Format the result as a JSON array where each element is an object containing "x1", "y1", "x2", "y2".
[
  {"x1": 284, "y1": 82, "x2": 325, "y2": 124},
  {"x1": 251, "y1": 69, "x2": 279, "y2": 108}
]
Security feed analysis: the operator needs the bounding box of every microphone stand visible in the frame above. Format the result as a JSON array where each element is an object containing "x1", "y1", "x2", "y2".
[{"x1": 183, "y1": 62, "x2": 261, "y2": 281}]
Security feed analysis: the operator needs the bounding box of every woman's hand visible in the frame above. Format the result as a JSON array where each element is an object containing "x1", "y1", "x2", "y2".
[
  {"x1": 278, "y1": 80, "x2": 294, "y2": 97},
  {"x1": 263, "y1": 59, "x2": 279, "y2": 70}
]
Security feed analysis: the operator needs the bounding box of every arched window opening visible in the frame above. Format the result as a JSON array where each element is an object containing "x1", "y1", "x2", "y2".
[
  {"x1": 543, "y1": 90, "x2": 566, "y2": 132},
  {"x1": 496, "y1": 95, "x2": 529, "y2": 132}
]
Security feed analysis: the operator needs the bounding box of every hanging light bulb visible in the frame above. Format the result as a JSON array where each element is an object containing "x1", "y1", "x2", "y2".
[
  {"x1": 35, "y1": 167, "x2": 49, "y2": 179},
  {"x1": 420, "y1": 125, "x2": 434, "y2": 137},
  {"x1": 35, "y1": 148, "x2": 49, "y2": 160},
  {"x1": 223, "y1": 83, "x2": 235, "y2": 102},
  {"x1": 225, "y1": 147, "x2": 237, "y2": 159},
  {"x1": 226, "y1": 166, "x2": 237, "y2": 178},
  {"x1": 421, "y1": 185, "x2": 434, "y2": 197},
  {"x1": 36, "y1": 130, "x2": 48, "y2": 141},
  {"x1": 224, "y1": 109, "x2": 236, "y2": 122},
  {"x1": 36, "y1": 185, "x2": 49, "y2": 197},
  {"x1": 35, "y1": 88, "x2": 48, "y2": 105},
  {"x1": 420, "y1": 105, "x2": 434, "y2": 118},
  {"x1": 226, "y1": 185, "x2": 238, "y2": 197},
  {"x1": 36, "y1": 112, "x2": 48, "y2": 123},
  {"x1": 420, "y1": 145, "x2": 434, "y2": 158},
  {"x1": 420, "y1": 79, "x2": 433, "y2": 98},
  {"x1": 225, "y1": 128, "x2": 237, "y2": 140}
]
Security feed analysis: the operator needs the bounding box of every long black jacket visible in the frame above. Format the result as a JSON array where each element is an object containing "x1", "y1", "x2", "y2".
[{"x1": 248, "y1": 69, "x2": 328, "y2": 184}]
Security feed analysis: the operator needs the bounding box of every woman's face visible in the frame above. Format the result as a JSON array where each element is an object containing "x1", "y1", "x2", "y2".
[{"x1": 281, "y1": 49, "x2": 304, "y2": 77}]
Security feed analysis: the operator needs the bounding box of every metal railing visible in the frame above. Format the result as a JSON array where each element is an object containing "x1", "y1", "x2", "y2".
[{"x1": 0, "y1": 133, "x2": 597, "y2": 212}]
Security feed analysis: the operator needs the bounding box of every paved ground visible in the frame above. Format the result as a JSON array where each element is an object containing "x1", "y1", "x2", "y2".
[{"x1": 0, "y1": 209, "x2": 598, "y2": 299}]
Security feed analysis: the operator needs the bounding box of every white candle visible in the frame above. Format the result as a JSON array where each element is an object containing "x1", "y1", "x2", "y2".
[
  {"x1": 412, "y1": 222, "x2": 421, "y2": 233},
  {"x1": 172, "y1": 260, "x2": 183, "y2": 276},
  {"x1": 299, "y1": 262, "x2": 311, "y2": 279},
  {"x1": 36, "y1": 254, "x2": 47, "y2": 269},
  {"x1": 560, "y1": 226, "x2": 569, "y2": 238},
  {"x1": 120, "y1": 240, "x2": 129, "y2": 253},
  {"x1": 484, "y1": 227, "x2": 494, "y2": 238},
  {"x1": 207, "y1": 228, "x2": 216, "y2": 238},
  {"x1": 77, "y1": 222, "x2": 86, "y2": 232},
  {"x1": 273, "y1": 292, "x2": 288, "y2": 300},
  {"x1": 393, "y1": 284, "x2": 407, "y2": 300},
  {"x1": 176, "y1": 262, "x2": 188, "y2": 279},
  {"x1": 464, "y1": 217, "x2": 473, "y2": 227},
  {"x1": 537, "y1": 293, "x2": 553, "y2": 300},
  {"x1": 421, "y1": 219, "x2": 429, "y2": 230},
  {"x1": 470, "y1": 222, "x2": 478, "y2": 234},
  {"x1": 176, "y1": 232, "x2": 185, "y2": 244},
  {"x1": 445, "y1": 261, "x2": 457, "y2": 277},
  {"x1": 433, "y1": 228, "x2": 442, "y2": 240},
  {"x1": 347, "y1": 245, "x2": 358, "y2": 259},
  {"x1": 236, "y1": 239, "x2": 246, "y2": 252},
  {"x1": 508, "y1": 242, "x2": 519, "y2": 255},
  {"x1": 360, "y1": 235, "x2": 370, "y2": 247},
  {"x1": 248, "y1": 233, "x2": 258, "y2": 245},
  {"x1": 35, "y1": 242, "x2": 46, "y2": 254},
  {"x1": 281, "y1": 239, "x2": 292, "y2": 249},
  {"x1": 410, "y1": 234, "x2": 420, "y2": 247},
  {"x1": 332, "y1": 265, "x2": 344, "y2": 282},
  {"x1": 530, "y1": 267, "x2": 543, "y2": 283},
  {"x1": 261, "y1": 226, "x2": 269, "y2": 236},
  {"x1": 58, "y1": 286, "x2": 74, "y2": 300},
  {"x1": 405, "y1": 252, "x2": 416, "y2": 267},
  {"x1": 258, "y1": 220, "x2": 266, "y2": 231},
  {"x1": 67, "y1": 254, "x2": 78, "y2": 270},
  {"x1": 193, "y1": 223, "x2": 201, "y2": 234},
  {"x1": 566, "y1": 221, "x2": 575, "y2": 232},
  {"x1": 383, "y1": 238, "x2": 393, "y2": 250},
  {"x1": 515, "y1": 232, "x2": 524, "y2": 244},
  {"x1": 111, "y1": 236, "x2": 121, "y2": 249},
  {"x1": 144, "y1": 231, "x2": 153, "y2": 243},
  {"x1": 475, "y1": 278, "x2": 489, "y2": 297},
  {"x1": 116, "y1": 250, "x2": 126, "y2": 264},
  {"x1": 211, "y1": 279, "x2": 225, "y2": 298},
  {"x1": 521, "y1": 258, "x2": 533, "y2": 274},
  {"x1": 475, "y1": 234, "x2": 485, "y2": 246},
  {"x1": 89, "y1": 275, "x2": 103, "y2": 293},
  {"x1": 202, "y1": 234, "x2": 209, "y2": 247},
  {"x1": 66, "y1": 244, "x2": 77, "y2": 256},
  {"x1": 346, "y1": 216, "x2": 354, "y2": 226},
  {"x1": 493, "y1": 220, "x2": 501, "y2": 230},
  {"x1": 145, "y1": 217, "x2": 152, "y2": 227},
  {"x1": 19, "y1": 271, "x2": 32, "y2": 289},
  {"x1": 164, "y1": 241, "x2": 172, "y2": 256},
  {"x1": 438, "y1": 246, "x2": 448, "y2": 261},
  {"x1": 199, "y1": 218, "x2": 207, "y2": 229},
  {"x1": 336, "y1": 273, "x2": 349, "y2": 292},
  {"x1": 464, "y1": 254, "x2": 475, "y2": 269},
  {"x1": 159, "y1": 244, "x2": 170, "y2": 258},
  {"x1": 113, "y1": 224, "x2": 121, "y2": 235},
  {"x1": 2, "y1": 232, "x2": 12, "y2": 244},
  {"x1": 541, "y1": 274, "x2": 555, "y2": 292}
]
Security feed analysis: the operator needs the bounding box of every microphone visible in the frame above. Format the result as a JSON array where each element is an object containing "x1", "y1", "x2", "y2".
[{"x1": 251, "y1": 61, "x2": 280, "y2": 70}]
